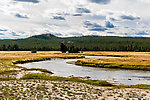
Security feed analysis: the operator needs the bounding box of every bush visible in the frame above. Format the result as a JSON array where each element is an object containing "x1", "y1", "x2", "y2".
[{"x1": 31, "y1": 49, "x2": 37, "y2": 53}]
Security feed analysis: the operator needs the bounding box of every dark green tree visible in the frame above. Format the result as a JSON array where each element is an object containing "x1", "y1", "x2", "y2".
[
  {"x1": 13, "y1": 44, "x2": 19, "y2": 51},
  {"x1": 2, "y1": 45, "x2": 6, "y2": 51},
  {"x1": 68, "y1": 45, "x2": 80, "y2": 53},
  {"x1": 60, "y1": 43, "x2": 68, "y2": 53},
  {"x1": 31, "y1": 48, "x2": 37, "y2": 53}
]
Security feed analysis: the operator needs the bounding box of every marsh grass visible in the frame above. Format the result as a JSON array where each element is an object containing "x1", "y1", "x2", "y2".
[
  {"x1": 0, "y1": 66, "x2": 13, "y2": 73},
  {"x1": 1, "y1": 51, "x2": 150, "y2": 90},
  {"x1": 0, "y1": 51, "x2": 83, "y2": 65},
  {"x1": 0, "y1": 70, "x2": 18, "y2": 75},
  {"x1": 21, "y1": 73, "x2": 150, "y2": 89},
  {"x1": 0, "y1": 51, "x2": 83, "y2": 72},
  {"x1": 1, "y1": 51, "x2": 150, "y2": 71},
  {"x1": 21, "y1": 73, "x2": 113, "y2": 86},
  {"x1": 0, "y1": 78, "x2": 15, "y2": 81},
  {"x1": 115, "y1": 84, "x2": 150, "y2": 89},
  {"x1": 75, "y1": 60, "x2": 150, "y2": 71},
  {"x1": 75, "y1": 51, "x2": 150, "y2": 71},
  {"x1": 13, "y1": 58, "x2": 51, "y2": 64},
  {"x1": 24, "y1": 68, "x2": 53, "y2": 74}
]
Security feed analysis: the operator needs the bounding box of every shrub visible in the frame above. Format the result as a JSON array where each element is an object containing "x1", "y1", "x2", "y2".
[{"x1": 31, "y1": 49, "x2": 37, "y2": 53}]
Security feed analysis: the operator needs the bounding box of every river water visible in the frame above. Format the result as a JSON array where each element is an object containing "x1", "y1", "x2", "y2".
[{"x1": 17, "y1": 56, "x2": 150, "y2": 85}]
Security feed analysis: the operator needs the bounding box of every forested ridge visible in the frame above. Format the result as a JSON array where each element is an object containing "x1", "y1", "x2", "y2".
[{"x1": 0, "y1": 34, "x2": 150, "y2": 51}]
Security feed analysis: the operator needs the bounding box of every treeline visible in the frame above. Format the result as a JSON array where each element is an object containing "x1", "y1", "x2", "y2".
[
  {"x1": 60, "y1": 43, "x2": 80, "y2": 53},
  {"x1": 0, "y1": 44, "x2": 19, "y2": 51},
  {"x1": 81, "y1": 45, "x2": 150, "y2": 52},
  {"x1": 0, "y1": 42, "x2": 150, "y2": 52},
  {"x1": 0, "y1": 44, "x2": 56, "y2": 51},
  {"x1": 0, "y1": 34, "x2": 150, "y2": 52}
]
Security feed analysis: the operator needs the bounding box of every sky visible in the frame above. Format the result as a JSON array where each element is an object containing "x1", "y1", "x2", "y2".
[{"x1": 0, "y1": 0, "x2": 150, "y2": 39}]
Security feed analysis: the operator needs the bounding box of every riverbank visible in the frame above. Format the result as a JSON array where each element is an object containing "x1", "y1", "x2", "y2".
[
  {"x1": 1, "y1": 79, "x2": 150, "y2": 99},
  {"x1": 75, "y1": 51, "x2": 150, "y2": 71},
  {"x1": 0, "y1": 73, "x2": 150, "y2": 99},
  {"x1": 0, "y1": 51, "x2": 83, "y2": 72},
  {"x1": 0, "y1": 51, "x2": 150, "y2": 99}
]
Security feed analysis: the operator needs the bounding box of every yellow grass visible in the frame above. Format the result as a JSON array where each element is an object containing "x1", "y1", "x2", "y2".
[
  {"x1": 83, "y1": 51, "x2": 150, "y2": 57},
  {"x1": 0, "y1": 66, "x2": 12, "y2": 72},
  {"x1": 0, "y1": 51, "x2": 83, "y2": 72},
  {"x1": 83, "y1": 51, "x2": 150, "y2": 65},
  {"x1": 76, "y1": 51, "x2": 150, "y2": 70},
  {"x1": 1, "y1": 51, "x2": 150, "y2": 72}
]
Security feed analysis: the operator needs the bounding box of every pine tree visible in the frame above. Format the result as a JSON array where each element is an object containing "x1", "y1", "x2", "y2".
[{"x1": 60, "y1": 43, "x2": 67, "y2": 53}]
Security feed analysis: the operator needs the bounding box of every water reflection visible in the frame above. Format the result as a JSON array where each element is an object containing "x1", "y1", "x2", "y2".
[{"x1": 17, "y1": 56, "x2": 150, "y2": 85}]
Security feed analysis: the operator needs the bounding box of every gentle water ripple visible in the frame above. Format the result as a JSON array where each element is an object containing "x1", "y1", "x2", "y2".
[{"x1": 17, "y1": 56, "x2": 150, "y2": 85}]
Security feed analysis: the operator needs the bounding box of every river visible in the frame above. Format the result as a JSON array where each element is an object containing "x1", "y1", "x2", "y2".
[{"x1": 17, "y1": 55, "x2": 150, "y2": 85}]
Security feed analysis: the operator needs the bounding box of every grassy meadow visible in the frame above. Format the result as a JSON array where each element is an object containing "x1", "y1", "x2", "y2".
[
  {"x1": 0, "y1": 51, "x2": 150, "y2": 90},
  {"x1": 0, "y1": 51, "x2": 83, "y2": 70},
  {"x1": 76, "y1": 51, "x2": 150, "y2": 71},
  {"x1": 1, "y1": 51, "x2": 150, "y2": 75},
  {"x1": 0, "y1": 51, "x2": 150, "y2": 99}
]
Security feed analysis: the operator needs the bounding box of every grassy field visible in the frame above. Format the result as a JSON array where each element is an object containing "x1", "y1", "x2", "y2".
[
  {"x1": 0, "y1": 51, "x2": 150, "y2": 99},
  {"x1": 0, "y1": 51, "x2": 83, "y2": 72},
  {"x1": 76, "y1": 51, "x2": 150, "y2": 71},
  {"x1": 0, "y1": 51, "x2": 150, "y2": 91},
  {"x1": 1, "y1": 51, "x2": 150, "y2": 73}
]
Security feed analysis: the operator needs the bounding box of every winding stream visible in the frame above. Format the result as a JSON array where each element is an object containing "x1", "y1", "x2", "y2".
[{"x1": 17, "y1": 56, "x2": 150, "y2": 85}]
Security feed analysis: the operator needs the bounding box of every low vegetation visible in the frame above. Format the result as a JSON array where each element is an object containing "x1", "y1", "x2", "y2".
[
  {"x1": 21, "y1": 73, "x2": 150, "y2": 90},
  {"x1": 1, "y1": 79, "x2": 150, "y2": 99},
  {"x1": 24, "y1": 68, "x2": 53, "y2": 74},
  {"x1": 21, "y1": 73, "x2": 112, "y2": 86},
  {"x1": 0, "y1": 51, "x2": 83, "y2": 66},
  {"x1": 116, "y1": 84, "x2": 150, "y2": 90},
  {"x1": 75, "y1": 51, "x2": 150, "y2": 71},
  {"x1": 0, "y1": 51, "x2": 150, "y2": 99}
]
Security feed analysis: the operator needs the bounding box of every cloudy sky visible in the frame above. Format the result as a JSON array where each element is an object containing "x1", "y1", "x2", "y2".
[{"x1": 0, "y1": 0, "x2": 150, "y2": 39}]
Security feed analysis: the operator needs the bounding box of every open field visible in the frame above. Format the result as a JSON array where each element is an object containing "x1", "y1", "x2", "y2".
[
  {"x1": 0, "y1": 51, "x2": 83, "y2": 71},
  {"x1": 0, "y1": 51, "x2": 150, "y2": 99},
  {"x1": 76, "y1": 51, "x2": 150, "y2": 71}
]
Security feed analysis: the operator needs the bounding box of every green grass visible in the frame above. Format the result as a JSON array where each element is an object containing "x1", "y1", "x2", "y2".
[
  {"x1": 115, "y1": 84, "x2": 150, "y2": 89},
  {"x1": 0, "y1": 70, "x2": 18, "y2": 75},
  {"x1": 0, "y1": 78, "x2": 15, "y2": 81},
  {"x1": 23, "y1": 68, "x2": 53, "y2": 74},
  {"x1": 13, "y1": 58, "x2": 51, "y2": 64},
  {"x1": 21, "y1": 73, "x2": 150, "y2": 89},
  {"x1": 21, "y1": 73, "x2": 112, "y2": 86},
  {"x1": 1, "y1": 73, "x2": 150, "y2": 90}
]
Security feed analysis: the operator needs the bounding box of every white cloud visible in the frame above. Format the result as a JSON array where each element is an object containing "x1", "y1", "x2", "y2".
[
  {"x1": 0, "y1": 0, "x2": 150, "y2": 38},
  {"x1": 138, "y1": 0, "x2": 150, "y2": 3}
]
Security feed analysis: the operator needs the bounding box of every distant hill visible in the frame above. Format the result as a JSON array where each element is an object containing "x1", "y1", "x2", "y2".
[
  {"x1": 0, "y1": 34, "x2": 150, "y2": 51},
  {"x1": 30, "y1": 34, "x2": 58, "y2": 39}
]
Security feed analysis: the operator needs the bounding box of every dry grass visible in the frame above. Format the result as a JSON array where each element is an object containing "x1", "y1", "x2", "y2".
[
  {"x1": 83, "y1": 51, "x2": 150, "y2": 57},
  {"x1": 0, "y1": 51, "x2": 83, "y2": 72},
  {"x1": 83, "y1": 51, "x2": 150, "y2": 65},
  {"x1": 76, "y1": 51, "x2": 150, "y2": 70},
  {"x1": 0, "y1": 66, "x2": 12, "y2": 73},
  {"x1": 1, "y1": 51, "x2": 150, "y2": 72}
]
